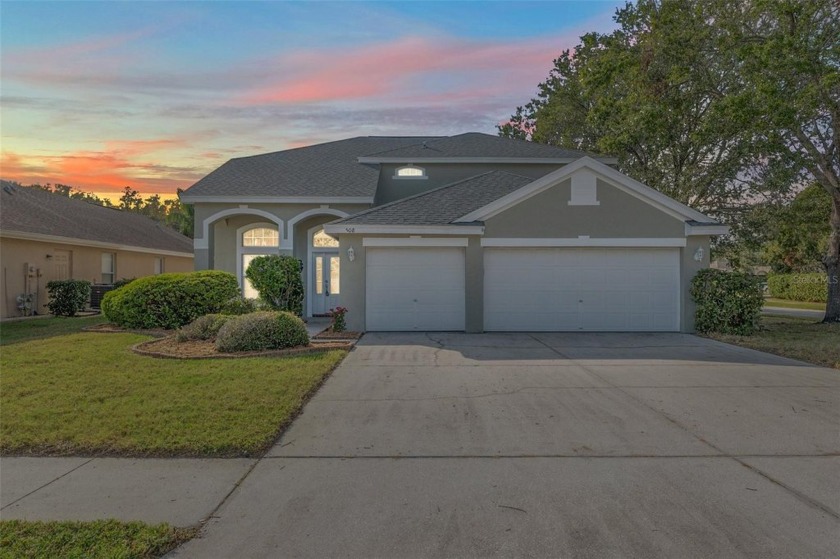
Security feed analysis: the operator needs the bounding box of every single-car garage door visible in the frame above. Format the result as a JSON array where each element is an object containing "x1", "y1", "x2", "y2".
[
  {"x1": 366, "y1": 247, "x2": 465, "y2": 331},
  {"x1": 484, "y1": 247, "x2": 680, "y2": 332}
]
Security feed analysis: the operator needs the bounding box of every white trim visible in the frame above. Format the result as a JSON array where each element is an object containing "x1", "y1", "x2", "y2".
[
  {"x1": 357, "y1": 156, "x2": 618, "y2": 165},
  {"x1": 0, "y1": 230, "x2": 193, "y2": 258},
  {"x1": 200, "y1": 208, "x2": 284, "y2": 248},
  {"x1": 685, "y1": 223, "x2": 729, "y2": 236},
  {"x1": 236, "y1": 222, "x2": 281, "y2": 296},
  {"x1": 363, "y1": 237, "x2": 469, "y2": 247},
  {"x1": 324, "y1": 224, "x2": 485, "y2": 235},
  {"x1": 180, "y1": 195, "x2": 374, "y2": 204},
  {"x1": 480, "y1": 237, "x2": 687, "y2": 248},
  {"x1": 456, "y1": 156, "x2": 712, "y2": 224},
  {"x1": 286, "y1": 208, "x2": 349, "y2": 251}
]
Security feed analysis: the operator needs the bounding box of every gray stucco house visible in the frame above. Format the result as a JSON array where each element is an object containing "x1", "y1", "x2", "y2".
[{"x1": 181, "y1": 133, "x2": 727, "y2": 333}]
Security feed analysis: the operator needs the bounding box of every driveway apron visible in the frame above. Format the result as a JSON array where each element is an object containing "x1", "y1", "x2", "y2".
[{"x1": 171, "y1": 332, "x2": 840, "y2": 558}]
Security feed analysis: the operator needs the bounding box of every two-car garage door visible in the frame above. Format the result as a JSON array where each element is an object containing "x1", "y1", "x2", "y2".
[
  {"x1": 484, "y1": 248, "x2": 680, "y2": 332},
  {"x1": 365, "y1": 246, "x2": 680, "y2": 332}
]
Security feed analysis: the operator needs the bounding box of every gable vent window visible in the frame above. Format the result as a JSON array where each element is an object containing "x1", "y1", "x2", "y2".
[
  {"x1": 395, "y1": 165, "x2": 427, "y2": 179},
  {"x1": 569, "y1": 170, "x2": 600, "y2": 206}
]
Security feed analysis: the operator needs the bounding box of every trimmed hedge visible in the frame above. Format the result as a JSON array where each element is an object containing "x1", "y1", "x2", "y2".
[
  {"x1": 176, "y1": 314, "x2": 232, "y2": 342},
  {"x1": 102, "y1": 271, "x2": 239, "y2": 329},
  {"x1": 690, "y1": 269, "x2": 764, "y2": 335},
  {"x1": 767, "y1": 273, "x2": 828, "y2": 303},
  {"x1": 46, "y1": 279, "x2": 91, "y2": 317},
  {"x1": 215, "y1": 311, "x2": 309, "y2": 353}
]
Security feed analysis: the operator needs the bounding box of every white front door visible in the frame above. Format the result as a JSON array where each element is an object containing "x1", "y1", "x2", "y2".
[{"x1": 312, "y1": 252, "x2": 340, "y2": 315}]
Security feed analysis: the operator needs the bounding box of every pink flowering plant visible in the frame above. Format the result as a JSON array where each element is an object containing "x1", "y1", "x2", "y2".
[{"x1": 329, "y1": 306, "x2": 348, "y2": 332}]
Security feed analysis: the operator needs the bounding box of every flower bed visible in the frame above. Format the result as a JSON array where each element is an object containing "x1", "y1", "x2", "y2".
[{"x1": 134, "y1": 336, "x2": 352, "y2": 360}]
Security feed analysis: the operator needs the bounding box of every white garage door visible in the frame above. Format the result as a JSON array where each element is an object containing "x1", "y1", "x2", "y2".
[
  {"x1": 484, "y1": 248, "x2": 680, "y2": 332},
  {"x1": 366, "y1": 247, "x2": 465, "y2": 331}
]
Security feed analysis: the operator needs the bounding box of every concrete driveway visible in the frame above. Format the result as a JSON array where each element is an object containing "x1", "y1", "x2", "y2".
[{"x1": 172, "y1": 332, "x2": 840, "y2": 558}]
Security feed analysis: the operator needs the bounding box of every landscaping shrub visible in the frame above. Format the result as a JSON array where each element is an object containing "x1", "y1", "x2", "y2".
[
  {"x1": 219, "y1": 295, "x2": 260, "y2": 315},
  {"x1": 102, "y1": 271, "x2": 239, "y2": 329},
  {"x1": 45, "y1": 279, "x2": 91, "y2": 317},
  {"x1": 176, "y1": 314, "x2": 232, "y2": 342},
  {"x1": 329, "y1": 306, "x2": 348, "y2": 332},
  {"x1": 215, "y1": 311, "x2": 309, "y2": 353},
  {"x1": 690, "y1": 269, "x2": 764, "y2": 335},
  {"x1": 767, "y1": 273, "x2": 828, "y2": 303},
  {"x1": 113, "y1": 277, "x2": 136, "y2": 289},
  {"x1": 244, "y1": 255, "x2": 304, "y2": 316}
]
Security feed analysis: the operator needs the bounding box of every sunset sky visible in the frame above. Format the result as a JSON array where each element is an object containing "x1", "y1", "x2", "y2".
[{"x1": 1, "y1": 1, "x2": 623, "y2": 199}]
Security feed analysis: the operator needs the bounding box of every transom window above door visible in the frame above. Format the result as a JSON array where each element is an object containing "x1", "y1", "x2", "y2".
[
  {"x1": 313, "y1": 228, "x2": 338, "y2": 248},
  {"x1": 243, "y1": 227, "x2": 279, "y2": 247}
]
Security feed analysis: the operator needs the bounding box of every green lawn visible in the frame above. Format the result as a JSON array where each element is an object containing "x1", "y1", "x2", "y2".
[
  {"x1": 708, "y1": 316, "x2": 840, "y2": 370},
  {"x1": 763, "y1": 298, "x2": 826, "y2": 311},
  {"x1": 0, "y1": 315, "x2": 107, "y2": 345},
  {"x1": 0, "y1": 520, "x2": 193, "y2": 559},
  {"x1": 1, "y1": 332, "x2": 346, "y2": 456}
]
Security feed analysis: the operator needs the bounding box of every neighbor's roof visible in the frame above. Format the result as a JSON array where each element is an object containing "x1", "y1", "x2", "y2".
[
  {"x1": 182, "y1": 136, "x2": 440, "y2": 199},
  {"x1": 334, "y1": 171, "x2": 533, "y2": 226},
  {"x1": 359, "y1": 132, "x2": 595, "y2": 160},
  {"x1": 181, "y1": 133, "x2": 610, "y2": 200},
  {"x1": 0, "y1": 182, "x2": 194, "y2": 254}
]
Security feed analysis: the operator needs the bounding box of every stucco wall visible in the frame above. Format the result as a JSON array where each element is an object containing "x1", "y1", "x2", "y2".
[
  {"x1": 0, "y1": 236, "x2": 193, "y2": 318},
  {"x1": 375, "y1": 163, "x2": 563, "y2": 205},
  {"x1": 681, "y1": 235, "x2": 710, "y2": 333},
  {"x1": 484, "y1": 178, "x2": 685, "y2": 239}
]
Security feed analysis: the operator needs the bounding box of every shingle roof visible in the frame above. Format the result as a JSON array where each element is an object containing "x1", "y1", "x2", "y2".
[
  {"x1": 183, "y1": 136, "x2": 440, "y2": 198},
  {"x1": 335, "y1": 171, "x2": 533, "y2": 226},
  {"x1": 0, "y1": 182, "x2": 194, "y2": 254},
  {"x1": 360, "y1": 132, "x2": 594, "y2": 160}
]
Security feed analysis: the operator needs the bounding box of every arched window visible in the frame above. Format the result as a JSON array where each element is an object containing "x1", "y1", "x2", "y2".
[
  {"x1": 395, "y1": 165, "x2": 426, "y2": 179},
  {"x1": 312, "y1": 228, "x2": 339, "y2": 248}
]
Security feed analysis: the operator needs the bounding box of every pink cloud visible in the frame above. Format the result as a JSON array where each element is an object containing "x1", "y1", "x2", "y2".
[{"x1": 242, "y1": 34, "x2": 574, "y2": 105}]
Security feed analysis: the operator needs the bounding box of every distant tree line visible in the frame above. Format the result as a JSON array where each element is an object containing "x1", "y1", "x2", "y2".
[{"x1": 7, "y1": 181, "x2": 194, "y2": 238}]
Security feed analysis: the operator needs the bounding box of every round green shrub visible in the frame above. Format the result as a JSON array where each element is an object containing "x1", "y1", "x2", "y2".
[
  {"x1": 219, "y1": 295, "x2": 261, "y2": 315},
  {"x1": 176, "y1": 313, "x2": 232, "y2": 342},
  {"x1": 46, "y1": 279, "x2": 91, "y2": 317},
  {"x1": 690, "y1": 269, "x2": 764, "y2": 335},
  {"x1": 215, "y1": 311, "x2": 309, "y2": 353},
  {"x1": 102, "y1": 271, "x2": 239, "y2": 329}
]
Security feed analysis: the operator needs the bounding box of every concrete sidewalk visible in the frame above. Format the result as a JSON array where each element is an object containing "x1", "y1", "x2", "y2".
[{"x1": 1, "y1": 457, "x2": 255, "y2": 526}]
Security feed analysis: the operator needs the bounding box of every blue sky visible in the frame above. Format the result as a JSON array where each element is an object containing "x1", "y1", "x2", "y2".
[{"x1": 1, "y1": 1, "x2": 624, "y2": 196}]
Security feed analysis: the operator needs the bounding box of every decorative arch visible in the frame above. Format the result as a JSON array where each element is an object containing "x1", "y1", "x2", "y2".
[
  {"x1": 197, "y1": 208, "x2": 284, "y2": 250},
  {"x1": 285, "y1": 208, "x2": 349, "y2": 249}
]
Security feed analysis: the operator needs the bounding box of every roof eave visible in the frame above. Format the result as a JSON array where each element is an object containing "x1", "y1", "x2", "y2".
[
  {"x1": 323, "y1": 224, "x2": 485, "y2": 236},
  {"x1": 356, "y1": 156, "x2": 618, "y2": 165},
  {"x1": 0, "y1": 229, "x2": 194, "y2": 258},
  {"x1": 179, "y1": 195, "x2": 375, "y2": 205}
]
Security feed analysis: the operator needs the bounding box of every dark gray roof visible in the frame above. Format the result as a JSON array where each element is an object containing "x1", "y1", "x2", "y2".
[
  {"x1": 183, "y1": 136, "x2": 440, "y2": 198},
  {"x1": 0, "y1": 182, "x2": 193, "y2": 254},
  {"x1": 360, "y1": 132, "x2": 594, "y2": 160},
  {"x1": 336, "y1": 171, "x2": 533, "y2": 226}
]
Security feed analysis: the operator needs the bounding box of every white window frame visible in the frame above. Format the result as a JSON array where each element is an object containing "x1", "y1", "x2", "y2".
[
  {"x1": 394, "y1": 164, "x2": 427, "y2": 180},
  {"x1": 237, "y1": 222, "x2": 280, "y2": 297},
  {"x1": 101, "y1": 252, "x2": 115, "y2": 284}
]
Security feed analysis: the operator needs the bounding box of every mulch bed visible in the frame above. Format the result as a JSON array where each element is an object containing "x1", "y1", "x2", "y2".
[
  {"x1": 133, "y1": 336, "x2": 353, "y2": 360},
  {"x1": 314, "y1": 329, "x2": 363, "y2": 340}
]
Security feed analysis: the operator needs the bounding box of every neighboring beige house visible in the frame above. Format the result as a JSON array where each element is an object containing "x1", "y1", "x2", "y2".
[
  {"x1": 0, "y1": 182, "x2": 194, "y2": 318},
  {"x1": 182, "y1": 133, "x2": 728, "y2": 333}
]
